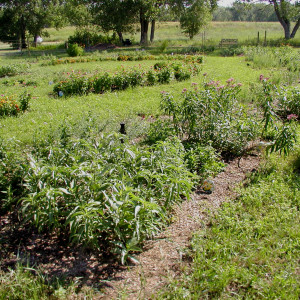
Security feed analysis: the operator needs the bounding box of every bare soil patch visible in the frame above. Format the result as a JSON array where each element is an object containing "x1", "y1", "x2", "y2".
[{"x1": 0, "y1": 154, "x2": 260, "y2": 299}]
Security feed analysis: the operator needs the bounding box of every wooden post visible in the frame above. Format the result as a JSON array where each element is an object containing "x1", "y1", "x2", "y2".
[
  {"x1": 264, "y1": 31, "x2": 267, "y2": 45},
  {"x1": 257, "y1": 31, "x2": 260, "y2": 45}
]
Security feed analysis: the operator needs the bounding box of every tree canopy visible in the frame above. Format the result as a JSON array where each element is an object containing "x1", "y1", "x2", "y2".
[{"x1": 0, "y1": 0, "x2": 65, "y2": 48}]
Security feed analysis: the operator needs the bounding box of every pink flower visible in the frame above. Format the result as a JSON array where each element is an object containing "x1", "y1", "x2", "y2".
[
  {"x1": 160, "y1": 91, "x2": 166, "y2": 94},
  {"x1": 182, "y1": 88, "x2": 187, "y2": 93},
  {"x1": 203, "y1": 73, "x2": 207, "y2": 76},
  {"x1": 217, "y1": 85, "x2": 225, "y2": 91},
  {"x1": 287, "y1": 114, "x2": 298, "y2": 120},
  {"x1": 226, "y1": 78, "x2": 234, "y2": 83},
  {"x1": 191, "y1": 82, "x2": 197, "y2": 86},
  {"x1": 259, "y1": 74, "x2": 264, "y2": 81},
  {"x1": 237, "y1": 83, "x2": 242, "y2": 87}
]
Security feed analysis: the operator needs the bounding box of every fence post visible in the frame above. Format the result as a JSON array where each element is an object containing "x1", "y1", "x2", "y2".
[
  {"x1": 257, "y1": 31, "x2": 260, "y2": 45},
  {"x1": 264, "y1": 30, "x2": 267, "y2": 45}
]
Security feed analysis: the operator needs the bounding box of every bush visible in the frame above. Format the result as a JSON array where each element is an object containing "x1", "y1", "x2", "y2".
[
  {"x1": 278, "y1": 87, "x2": 300, "y2": 118},
  {"x1": 68, "y1": 29, "x2": 118, "y2": 47},
  {"x1": 159, "y1": 80, "x2": 259, "y2": 157},
  {"x1": 0, "y1": 65, "x2": 20, "y2": 77},
  {"x1": 67, "y1": 44, "x2": 84, "y2": 57}
]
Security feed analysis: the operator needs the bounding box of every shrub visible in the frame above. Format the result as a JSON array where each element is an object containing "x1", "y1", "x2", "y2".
[
  {"x1": 68, "y1": 29, "x2": 118, "y2": 47},
  {"x1": 157, "y1": 67, "x2": 172, "y2": 84},
  {"x1": 278, "y1": 87, "x2": 300, "y2": 118},
  {"x1": 146, "y1": 70, "x2": 156, "y2": 86},
  {"x1": 0, "y1": 65, "x2": 20, "y2": 77},
  {"x1": 67, "y1": 44, "x2": 84, "y2": 57},
  {"x1": 0, "y1": 95, "x2": 20, "y2": 116},
  {"x1": 154, "y1": 61, "x2": 168, "y2": 70},
  {"x1": 159, "y1": 80, "x2": 259, "y2": 157}
]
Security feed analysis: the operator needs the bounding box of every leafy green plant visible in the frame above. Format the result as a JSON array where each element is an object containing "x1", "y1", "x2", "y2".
[
  {"x1": 67, "y1": 43, "x2": 84, "y2": 57},
  {"x1": 160, "y1": 80, "x2": 258, "y2": 157},
  {"x1": 19, "y1": 92, "x2": 31, "y2": 112},
  {"x1": 0, "y1": 64, "x2": 20, "y2": 77},
  {"x1": 259, "y1": 77, "x2": 298, "y2": 155},
  {"x1": 20, "y1": 134, "x2": 195, "y2": 262}
]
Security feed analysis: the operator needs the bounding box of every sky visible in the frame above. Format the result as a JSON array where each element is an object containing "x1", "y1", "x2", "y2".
[{"x1": 218, "y1": 0, "x2": 235, "y2": 7}]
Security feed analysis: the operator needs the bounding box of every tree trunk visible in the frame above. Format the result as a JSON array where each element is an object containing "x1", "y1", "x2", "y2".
[
  {"x1": 150, "y1": 20, "x2": 155, "y2": 43},
  {"x1": 291, "y1": 18, "x2": 300, "y2": 39},
  {"x1": 34, "y1": 34, "x2": 38, "y2": 47},
  {"x1": 140, "y1": 9, "x2": 149, "y2": 45},
  {"x1": 271, "y1": 0, "x2": 291, "y2": 39},
  {"x1": 20, "y1": 16, "x2": 27, "y2": 49},
  {"x1": 117, "y1": 32, "x2": 123, "y2": 45}
]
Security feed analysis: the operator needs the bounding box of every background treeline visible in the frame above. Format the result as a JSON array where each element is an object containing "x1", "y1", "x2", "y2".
[{"x1": 158, "y1": 2, "x2": 278, "y2": 22}]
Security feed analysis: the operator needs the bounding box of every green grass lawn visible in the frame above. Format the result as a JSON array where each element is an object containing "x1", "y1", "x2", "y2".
[{"x1": 0, "y1": 55, "x2": 293, "y2": 146}]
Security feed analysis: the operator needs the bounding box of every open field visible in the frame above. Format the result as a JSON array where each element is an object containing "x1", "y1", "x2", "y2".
[
  {"x1": 0, "y1": 21, "x2": 299, "y2": 55},
  {"x1": 0, "y1": 41, "x2": 299, "y2": 298}
]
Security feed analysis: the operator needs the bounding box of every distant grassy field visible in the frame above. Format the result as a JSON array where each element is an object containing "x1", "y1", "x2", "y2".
[
  {"x1": 1, "y1": 21, "x2": 297, "y2": 51},
  {"x1": 42, "y1": 22, "x2": 300, "y2": 46}
]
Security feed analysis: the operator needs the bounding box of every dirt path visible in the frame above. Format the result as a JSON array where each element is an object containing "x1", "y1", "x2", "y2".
[{"x1": 102, "y1": 155, "x2": 261, "y2": 299}]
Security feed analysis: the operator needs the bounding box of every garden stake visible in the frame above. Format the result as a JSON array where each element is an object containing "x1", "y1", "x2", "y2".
[{"x1": 120, "y1": 123, "x2": 126, "y2": 143}]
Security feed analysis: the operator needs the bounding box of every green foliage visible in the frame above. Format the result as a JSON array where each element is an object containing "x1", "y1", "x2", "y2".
[
  {"x1": 259, "y1": 77, "x2": 298, "y2": 155},
  {"x1": 20, "y1": 134, "x2": 195, "y2": 262},
  {"x1": 68, "y1": 29, "x2": 118, "y2": 47},
  {"x1": 244, "y1": 46, "x2": 300, "y2": 71},
  {"x1": 159, "y1": 80, "x2": 258, "y2": 157},
  {"x1": 278, "y1": 86, "x2": 300, "y2": 118},
  {"x1": 53, "y1": 61, "x2": 201, "y2": 97},
  {"x1": 0, "y1": 141, "x2": 25, "y2": 214},
  {"x1": 67, "y1": 43, "x2": 84, "y2": 57},
  {"x1": 0, "y1": 263, "x2": 49, "y2": 300},
  {"x1": 19, "y1": 92, "x2": 31, "y2": 112},
  {"x1": 184, "y1": 142, "x2": 225, "y2": 177},
  {"x1": 0, "y1": 65, "x2": 20, "y2": 78}
]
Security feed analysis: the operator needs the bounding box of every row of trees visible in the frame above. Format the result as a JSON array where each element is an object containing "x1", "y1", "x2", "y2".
[
  {"x1": 0, "y1": 0, "x2": 299, "y2": 48},
  {"x1": 212, "y1": 2, "x2": 279, "y2": 22}
]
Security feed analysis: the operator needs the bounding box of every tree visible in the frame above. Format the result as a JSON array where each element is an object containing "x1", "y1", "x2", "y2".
[
  {"x1": 171, "y1": 0, "x2": 217, "y2": 39},
  {"x1": 242, "y1": 0, "x2": 300, "y2": 39},
  {"x1": 270, "y1": 0, "x2": 300, "y2": 39},
  {"x1": 0, "y1": 0, "x2": 65, "y2": 48},
  {"x1": 91, "y1": 0, "x2": 138, "y2": 44}
]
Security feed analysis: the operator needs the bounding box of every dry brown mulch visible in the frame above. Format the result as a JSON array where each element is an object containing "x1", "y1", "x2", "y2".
[{"x1": 0, "y1": 154, "x2": 260, "y2": 299}]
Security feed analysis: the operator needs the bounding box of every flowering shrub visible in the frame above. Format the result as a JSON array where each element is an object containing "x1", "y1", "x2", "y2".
[
  {"x1": 157, "y1": 80, "x2": 258, "y2": 157},
  {"x1": 0, "y1": 95, "x2": 19, "y2": 116}
]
